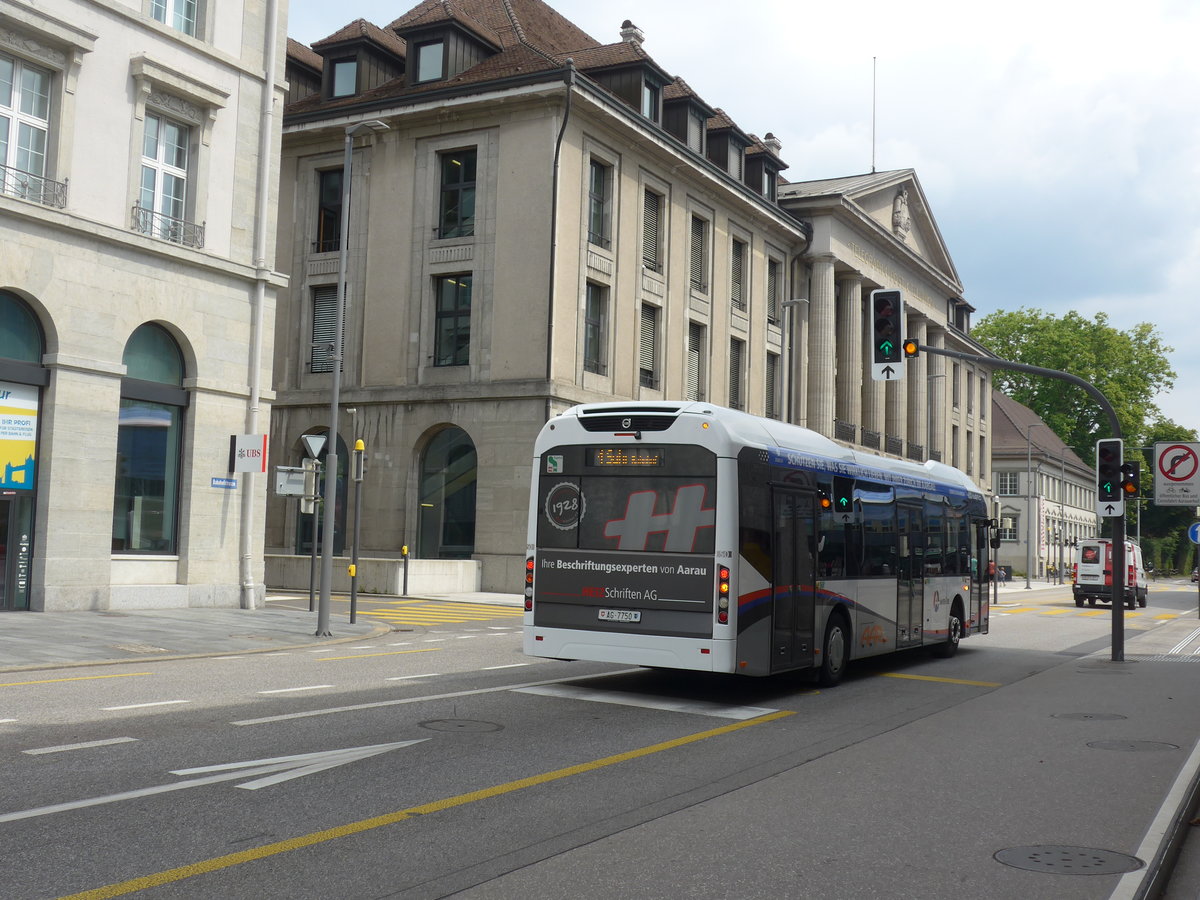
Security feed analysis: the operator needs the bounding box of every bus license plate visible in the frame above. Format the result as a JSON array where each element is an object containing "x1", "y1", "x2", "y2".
[{"x1": 598, "y1": 609, "x2": 641, "y2": 623}]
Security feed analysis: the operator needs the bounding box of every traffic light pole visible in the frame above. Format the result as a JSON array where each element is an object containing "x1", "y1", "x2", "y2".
[{"x1": 911, "y1": 342, "x2": 1127, "y2": 662}]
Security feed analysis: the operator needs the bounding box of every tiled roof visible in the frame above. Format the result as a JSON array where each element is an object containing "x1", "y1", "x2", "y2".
[
  {"x1": 387, "y1": 0, "x2": 596, "y2": 55},
  {"x1": 991, "y1": 393, "x2": 1089, "y2": 471},
  {"x1": 388, "y1": 0, "x2": 503, "y2": 48},
  {"x1": 287, "y1": 38, "x2": 323, "y2": 73},
  {"x1": 312, "y1": 18, "x2": 407, "y2": 59}
]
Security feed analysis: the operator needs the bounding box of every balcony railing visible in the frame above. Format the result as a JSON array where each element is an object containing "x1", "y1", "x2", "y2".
[
  {"x1": 861, "y1": 429, "x2": 881, "y2": 450},
  {"x1": 0, "y1": 164, "x2": 68, "y2": 208},
  {"x1": 834, "y1": 420, "x2": 857, "y2": 443},
  {"x1": 131, "y1": 202, "x2": 205, "y2": 249}
]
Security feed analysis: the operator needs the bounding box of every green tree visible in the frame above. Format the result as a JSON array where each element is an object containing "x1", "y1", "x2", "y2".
[{"x1": 973, "y1": 308, "x2": 1175, "y2": 463}]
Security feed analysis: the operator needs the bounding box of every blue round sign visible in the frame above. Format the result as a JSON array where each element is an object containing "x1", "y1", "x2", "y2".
[{"x1": 1189, "y1": 522, "x2": 1200, "y2": 545}]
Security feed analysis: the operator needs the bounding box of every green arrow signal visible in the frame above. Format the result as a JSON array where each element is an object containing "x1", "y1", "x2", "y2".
[
  {"x1": 879, "y1": 340, "x2": 894, "y2": 356},
  {"x1": 1102, "y1": 481, "x2": 1113, "y2": 493},
  {"x1": 838, "y1": 497, "x2": 849, "y2": 508}
]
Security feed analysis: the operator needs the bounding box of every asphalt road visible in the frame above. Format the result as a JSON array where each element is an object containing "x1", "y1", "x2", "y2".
[{"x1": 1, "y1": 584, "x2": 1196, "y2": 899}]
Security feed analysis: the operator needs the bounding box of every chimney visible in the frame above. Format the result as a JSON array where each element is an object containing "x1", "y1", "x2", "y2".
[
  {"x1": 620, "y1": 20, "x2": 645, "y2": 45},
  {"x1": 763, "y1": 132, "x2": 783, "y2": 155}
]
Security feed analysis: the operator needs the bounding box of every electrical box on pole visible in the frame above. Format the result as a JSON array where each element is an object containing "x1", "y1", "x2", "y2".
[{"x1": 869, "y1": 289, "x2": 904, "y2": 382}]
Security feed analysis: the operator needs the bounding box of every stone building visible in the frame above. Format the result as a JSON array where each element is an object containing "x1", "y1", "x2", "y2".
[
  {"x1": 268, "y1": 0, "x2": 993, "y2": 593},
  {"x1": 0, "y1": 1, "x2": 286, "y2": 610},
  {"x1": 990, "y1": 393, "x2": 1097, "y2": 581}
]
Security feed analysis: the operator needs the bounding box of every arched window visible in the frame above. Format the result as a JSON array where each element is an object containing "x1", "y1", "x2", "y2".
[
  {"x1": 0, "y1": 291, "x2": 45, "y2": 611},
  {"x1": 112, "y1": 324, "x2": 187, "y2": 554},
  {"x1": 417, "y1": 427, "x2": 476, "y2": 559}
]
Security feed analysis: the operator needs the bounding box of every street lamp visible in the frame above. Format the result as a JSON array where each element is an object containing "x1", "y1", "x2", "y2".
[
  {"x1": 1025, "y1": 423, "x2": 1043, "y2": 589},
  {"x1": 317, "y1": 119, "x2": 389, "y2": 637}
]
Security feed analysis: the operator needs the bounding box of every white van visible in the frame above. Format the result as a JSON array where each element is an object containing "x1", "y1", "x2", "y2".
[{"x1": 1072, "y1": 539, "x2": 1148, "y2": 609}]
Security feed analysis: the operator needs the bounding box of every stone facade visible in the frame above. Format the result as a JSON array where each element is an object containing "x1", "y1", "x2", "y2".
[{"x1": 0, "y1": 1, "x2": 286, "y2": 610}]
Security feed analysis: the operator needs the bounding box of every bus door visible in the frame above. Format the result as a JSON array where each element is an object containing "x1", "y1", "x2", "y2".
[
  {"x1": 771, "y1": 489, "x2": 817, "y2": 672},
  {"x1": 896, "y1": 502, "x2": 924, "y2": 648}
]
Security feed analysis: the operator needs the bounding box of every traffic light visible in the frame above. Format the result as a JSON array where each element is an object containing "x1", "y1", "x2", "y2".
[
  {"x1": 1120, "y1": 460, "x2": 1140, "y2": 498},
  {"x1": 832, "y1": 476, "x2": 853, "y2": 514},
  {"x1": 871, "y1": 290, "x2": 903, "y2": 365},
  {"x1": 902, "y1": 338, "x2": 920, "y2": 358},
  {"x1": 1095, "y1": 439, "x2": 1122, "y2": 503}
]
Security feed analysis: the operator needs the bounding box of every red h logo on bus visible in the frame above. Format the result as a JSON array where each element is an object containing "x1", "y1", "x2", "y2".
[{"x1": 603, "y1": 484, "x2": 715, "y2": 551}]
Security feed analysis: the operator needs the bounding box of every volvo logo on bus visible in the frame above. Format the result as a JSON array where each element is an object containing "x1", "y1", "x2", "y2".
[{"x1": 622, "y1": 417, "x2": 632, "y2": 429}]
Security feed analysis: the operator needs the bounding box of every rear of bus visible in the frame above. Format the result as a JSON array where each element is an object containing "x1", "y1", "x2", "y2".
[{"x1": 523, "y1": 404, "x2": 737, "y2": 672}]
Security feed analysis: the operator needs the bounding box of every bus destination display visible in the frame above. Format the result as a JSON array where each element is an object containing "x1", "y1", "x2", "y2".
[{"x1": 585, "y1": 447, "x2": 665, "y2": 468}]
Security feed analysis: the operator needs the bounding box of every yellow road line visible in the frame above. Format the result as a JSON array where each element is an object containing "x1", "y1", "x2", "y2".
[
  {"x1": 1, "y1": 672, "x2": 152, "y2": 689},
  {"x1": 1079, "y1": 610, "x2": 1108, "y2": 617},
  {"x1": 1153, "y1": 613, "x2": 1179, "y2": 620},
  {"x1": 882, "y1": 672, "x2": 1002, "y2": 688},
  {"x1": 1037, "y1": 609, "x2": 1071, "y2": 616},
  {"x1": 997, "y1": 607, "x2": 1035, "y2": 614},
  {"x1": 317, "y1": 648, "x2": 443, "y2": 661},
  {"x1": 58, "y1": 710, "x2": 794, "y2": 899}
]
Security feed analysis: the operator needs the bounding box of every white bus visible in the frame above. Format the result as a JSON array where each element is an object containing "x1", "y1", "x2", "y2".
[{"x1": 523, "y1": 402, "x2": 992, "y2": 684}]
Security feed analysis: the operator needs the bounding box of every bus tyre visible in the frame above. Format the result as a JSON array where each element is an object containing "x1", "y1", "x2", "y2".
[
  {"x1": 817, "y1": 612, "x2": 850, "y2": 687},
  {"x1": 931, "y1": 602, "x2": 963, "y2": 659}
]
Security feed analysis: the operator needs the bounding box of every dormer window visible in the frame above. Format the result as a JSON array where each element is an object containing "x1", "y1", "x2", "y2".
[
  {"x1": 641, "y1": 80, "x2": 660, "y2": 123},
  {"x1": 331, "y1": 58, "x2": 357, "y2": 97},
  {"x1": 687, "y1": 108, "x2": 705, "y2": 154},
  {"x1": 415, "y1": 40, "x2": 445, "y2": 83}
]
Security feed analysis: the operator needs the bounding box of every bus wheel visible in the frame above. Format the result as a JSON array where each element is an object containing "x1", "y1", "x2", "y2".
[
  {"x1": 816, "y1": 612, "x2": 850, "y2": 687},
  {"x1": 931, "y1": 602, "x2": 962, "y2": 659}
]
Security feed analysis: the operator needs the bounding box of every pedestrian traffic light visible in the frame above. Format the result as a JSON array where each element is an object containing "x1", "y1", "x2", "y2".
[
  {"x1": 871, "y1": 290, "x2": 903, "y2": 365},
  {"x1": 1120, "y1": 460, "x2": 1140, "y2": 498},
  {"x1": 1095, "y1": 439, "x2": 1122, "y2": 503}
]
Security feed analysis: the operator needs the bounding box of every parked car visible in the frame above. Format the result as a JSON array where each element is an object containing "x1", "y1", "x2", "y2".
[{"x1": 1192, "y1": 568, "x2": 1198, "y2": 583}]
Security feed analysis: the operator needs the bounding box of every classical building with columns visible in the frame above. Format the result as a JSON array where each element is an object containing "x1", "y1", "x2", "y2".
[{"x1": 268, "y1": 0, "x2": 994, "y2": 593}]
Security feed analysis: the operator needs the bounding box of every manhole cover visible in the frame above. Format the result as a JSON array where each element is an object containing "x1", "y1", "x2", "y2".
[
  {"x1": 1087, "y1": 740, "x2": 1179, "y2": 752},
  {"x1": 418, "y1": 719, "x2": 503, "y2": 733},
  {"x1": 1052, "y1": 712, "x2": 1127, "y2": 721},
  {"x1": 995, "y1": 845, "x2": 1143, "y2": 875}
]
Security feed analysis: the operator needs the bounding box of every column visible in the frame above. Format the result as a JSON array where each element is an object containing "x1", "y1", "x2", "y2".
[
  {"x1": 805, "y1": 254, "x2": 836, "y2": 438},
  {"x1": 926, "y1": 326, "x2": 947, "y2": 462},
  {"x1": 791, "y1": 299, "x2": 809, "y2": 426},
  {"x1": 860, "y1": 291, "x2": 885, "y2": 448},
  {"x1": 835, "y1": 272, "x2": 863, "y2": 439},
  {"x1": 905, "y1": 315, "x2": 928, "y2": 459}
]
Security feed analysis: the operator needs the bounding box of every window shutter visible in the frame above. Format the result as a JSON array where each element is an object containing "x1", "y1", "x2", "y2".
[
  {"x1": 767, "y1": 259, "x2": 780, "y2": 323},
  {"x1": 639, "y1": 305, "x2": 657, "y2": 386},
  {"x1": 687, "y1": 322, "x2": 704, "y2": 400},
  {"x1": 310, "y1": 285, "x2": 342, "y2": 373},
  {"x1": 689, "y1": 216, "x2": 706, "y2": 292},
  {"x1": 766, "y1": 353, "x2": 777, "y2": 418},
  {"x1": 731, "y1": 240, "x2": 746, "y2": 310},
  {"x1": 642, "y1": 189, "x2": 661, "y2": 272},
  {"x1": 728, "y1": 339, "x2": 744, "y2": 409}
]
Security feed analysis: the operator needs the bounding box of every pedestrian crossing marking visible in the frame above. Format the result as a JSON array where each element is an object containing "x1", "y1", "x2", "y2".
[{"x1": 355, "y1": 601, "x2": 523, "y2": 626}]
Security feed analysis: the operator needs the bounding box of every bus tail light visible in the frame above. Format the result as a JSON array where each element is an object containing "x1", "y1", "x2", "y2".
[
  {"x1": 717, "y1": 566, "x2": 730, "y2": 624},
  {"x1": 524, "y1": 557, "x2": 535, "y2": 611}
]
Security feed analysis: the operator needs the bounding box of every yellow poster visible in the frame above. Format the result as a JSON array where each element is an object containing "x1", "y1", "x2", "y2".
[{"x1": 0, "y1": 381, "x2": 38, "y2": 490}]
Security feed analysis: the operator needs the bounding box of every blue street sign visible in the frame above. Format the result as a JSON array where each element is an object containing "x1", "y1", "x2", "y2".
[{"x1": 1188, "y1": 522, "x2": 1200, "y2": 545}]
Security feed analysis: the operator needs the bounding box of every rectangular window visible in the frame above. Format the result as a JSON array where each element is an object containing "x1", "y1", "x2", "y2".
[
  {"x1": 588, "y1": 158, "x2": 612, "y2": 249},
  {"x1": 641, "y1": 81, "x2": 660, "y2": 122},
  {"x1": 310, "y1": 285, "x2": 342, "y2": 374},
  {"x1": 416, "y1": 41, "x2": 444, "y2": 82},
  {"x1": 113, "y1": 398, "x2": 181, "y2": 553},
  {"x1": 689, "y1": 214, "x2": 709, "y2": 294},
  {"x1": 642, "y1": 188, "x2": 663, "y2": 273},
  {"x1": 952, "y1": 363, "x2": 961, "y2": 407},
  {"x1": 584, "y1": 282, "x2": 608, "y2": 375},
  {"x1": 766, "y1": 258, "x2": 781, "y2": 324},
  {"x1": 687, "y1": 108, "x2": 705, "y2": 154},
  {"x1": 331, "y1": 59, "x2": 357, "y2": 97},
  {"x1": 151, "y1": 0, "x2": 198, "y2": 36},
  {"x1": 980, "y1": 379, "x2": 987, "y2": 419},
  {"x1": 138, "y1": 112, "x2": 190, "y2": 241},
  {"x1": 639, "y1": 304, "x2": 659, "y2": 388},
  {"x1": 0, "y1": 53, "x2": 52, "y2": 184},
  {"x1": 314, "y1": 168, "x2": 342, "y2": 253},
  {"x1": 967, "y1": 371, "x2": 975, "y2": 415},
  {"x1": 730, "y1": 238, "x2": 747, "y2": 311},
  {"x1": 728, "y1": 338, "x2": 745, "y2": 410},
  {"x1": 434, "y1": 274, "x2": 472, "y2": 366},
  {"x1": 766, "y1": 352, "x2": 779, "y2": 418},
  {"x1": 997, "y1": 471, "x2": 1019, "y2": 495},
  {"x1": 439, "y1": 149, "x2": 476, "y2": 238},
  {"x1": 728, "y1": 145, "x2": 744, "y2": 180},
  {"x1": 686, "y1": 321, "x2": 706, "y2": 401}
]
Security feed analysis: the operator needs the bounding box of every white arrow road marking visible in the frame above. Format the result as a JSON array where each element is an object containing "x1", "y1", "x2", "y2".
[{"x1": 0, "y1": 740, "x2": 426, "y2": 823}]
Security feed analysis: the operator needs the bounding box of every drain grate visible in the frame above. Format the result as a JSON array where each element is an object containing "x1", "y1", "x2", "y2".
[
  {"x1": 1052, "y1": 712, "x2": 1127, "y2": 721},
  {"x1": 995, "y1": 845, "x2": 1143, "y2": 875},
  {"x1": 1087, "y1": 740, "x2": 1179, "y2": 752},
  {"x1": 418, "y1": 719, "x2": 503, "y2": 733}
]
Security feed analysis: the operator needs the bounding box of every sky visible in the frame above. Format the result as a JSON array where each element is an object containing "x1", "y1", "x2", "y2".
[{"x1": 288, "y1": 0, "x2": 1200, "y2": 436}]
